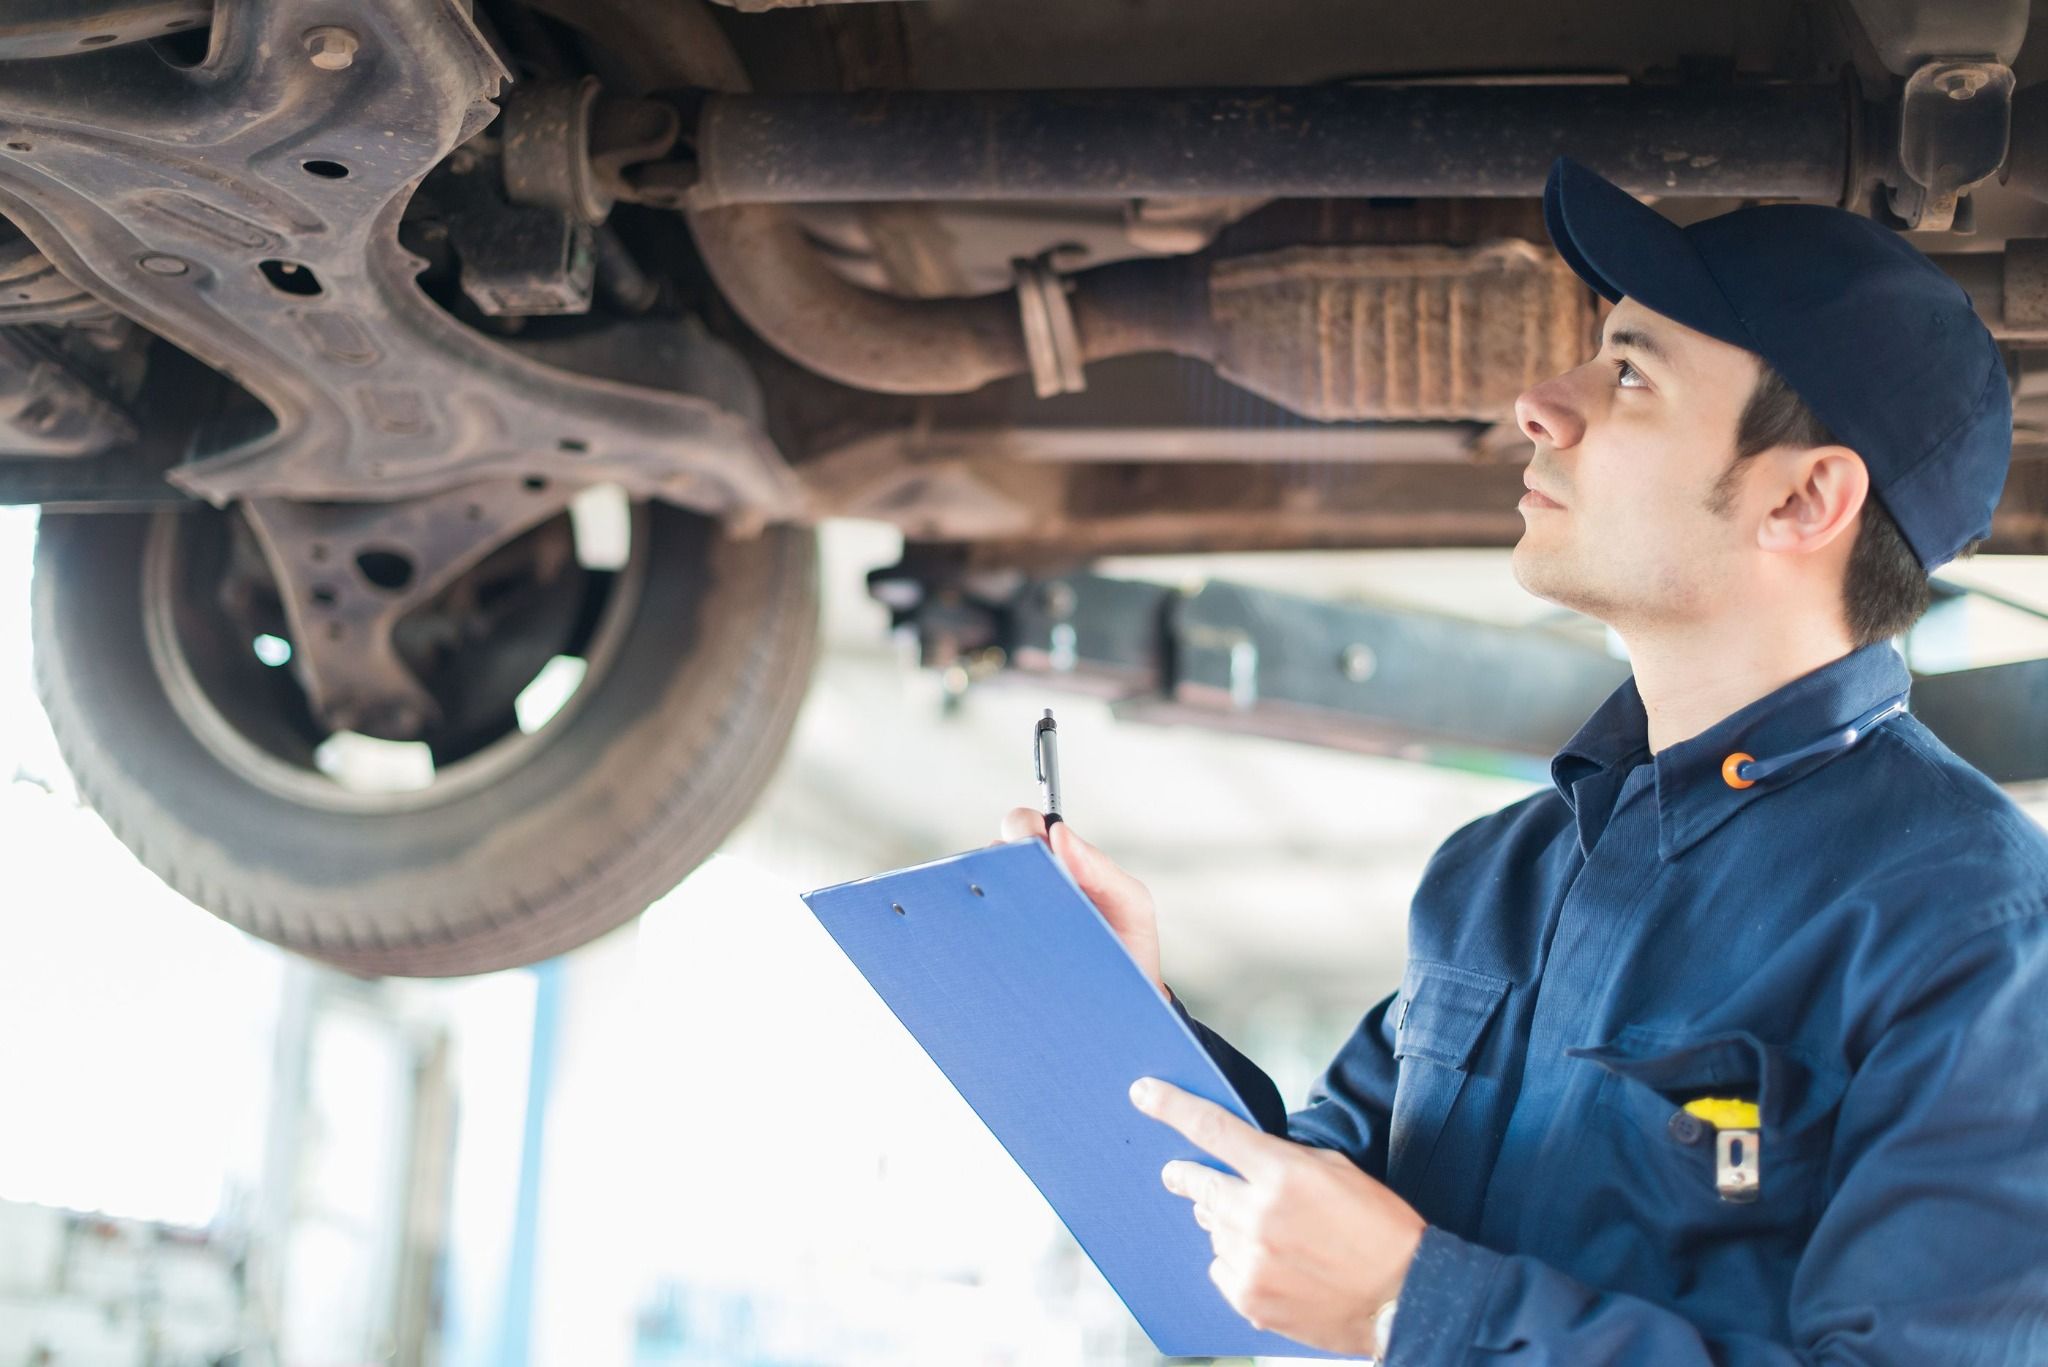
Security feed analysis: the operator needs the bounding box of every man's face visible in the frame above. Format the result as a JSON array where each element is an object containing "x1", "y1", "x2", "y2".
[{"x1": 1510, "y1": 296, "x2": 1765, "y2": 628}]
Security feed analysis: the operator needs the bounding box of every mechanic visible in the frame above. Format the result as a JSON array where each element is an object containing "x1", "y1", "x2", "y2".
[{"x1": 1000, "y1": 155, "x2": 2048, "y2": 1363}]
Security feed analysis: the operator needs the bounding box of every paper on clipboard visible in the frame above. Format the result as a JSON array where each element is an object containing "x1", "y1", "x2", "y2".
[{"x1": 800, "y1": 837, "x2": 1357, "y2": 1360}]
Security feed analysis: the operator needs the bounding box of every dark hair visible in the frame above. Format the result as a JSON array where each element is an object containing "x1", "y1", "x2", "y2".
[{"x1": 1711, "y1": 361, "x2": 1976, "y2": 647}]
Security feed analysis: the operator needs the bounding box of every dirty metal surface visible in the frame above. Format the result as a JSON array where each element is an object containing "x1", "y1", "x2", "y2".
[
  {"x1": 692, "y1": 83, "x2": 1852, "y2": 205},
  {"x1": 1207, "y1": 240, "x2": 1598, "y2": 420},
  {"x1": 0, "y1": 0, "x2": 802, "y2": 521},
  {"x1": 238, "y1": 476, "x2": 578, "y2": 737}
]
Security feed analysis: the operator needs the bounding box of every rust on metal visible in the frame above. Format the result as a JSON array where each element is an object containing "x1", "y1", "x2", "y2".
[{"x1": 1207, "y1": 240, "x2": 1597, "y2": 421}]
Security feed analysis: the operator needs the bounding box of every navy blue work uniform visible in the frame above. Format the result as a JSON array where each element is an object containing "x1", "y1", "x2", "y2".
[{"x1": 1171, "y1": 641, "x2": 2048, "y2": 1362}]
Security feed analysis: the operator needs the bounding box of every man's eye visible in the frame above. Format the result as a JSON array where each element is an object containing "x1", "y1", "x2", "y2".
[{"x1": 1613, "y1": 358, "x2": 1646, "y2": 389}]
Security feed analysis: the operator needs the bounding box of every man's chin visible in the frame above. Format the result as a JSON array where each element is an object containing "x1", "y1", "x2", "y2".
[{"x1": 1510, "y1": 540, "x2": 1587, "y2": 613}]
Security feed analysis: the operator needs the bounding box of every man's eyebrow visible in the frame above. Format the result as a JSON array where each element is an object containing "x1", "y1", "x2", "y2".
[{"x1": 1602, "y1": 326, "x2": 1674, "y2": 370}]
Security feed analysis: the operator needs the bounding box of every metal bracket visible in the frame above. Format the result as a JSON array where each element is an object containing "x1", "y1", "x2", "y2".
[
  {"x1": 0, "y1": 329, "x2": 135, "y2": 456},
  {"x1": 239, "y1": 478, "x2": 579, "y2": 737},
  {"x1": 1015, "y1": 257, "x2": 1087, "y2": 398},
  {"x1": 499, "y1": 76, "x2": 682, "y2": 225},
  {"x1": 0, "y1": 0, "x2": 801, "y2": 518},
  {"x1": 441, "y1": 146, "x2": 597, "y2": 318},
  {"x1": 872, "y1": 562, "x2": 2048, "y2": 784},
  {"x1": 503, "y1": 75, "x2": 610, "y2": 226},
  {"x1": 1887, "y1": 57, "x2": 2014, "y2": 231}
]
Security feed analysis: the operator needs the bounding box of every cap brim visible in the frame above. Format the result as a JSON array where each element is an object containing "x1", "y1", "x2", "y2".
[{"x1": 1542, "y1": 155, "x2": 1754, "y2": 352}]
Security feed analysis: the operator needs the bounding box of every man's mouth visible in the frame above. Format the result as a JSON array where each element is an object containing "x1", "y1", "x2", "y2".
[{"x1": 1520, "y1": 475, "x2": 1564, "y2": 511}]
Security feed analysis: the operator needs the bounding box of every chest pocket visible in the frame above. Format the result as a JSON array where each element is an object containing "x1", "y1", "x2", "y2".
[
  {"x1": 1568, "y1": 1025, "x2": 1845, "y2": 1239},
  {"x1": 1387, "y1": 960, "x2": 1510, "y2": 1194}
]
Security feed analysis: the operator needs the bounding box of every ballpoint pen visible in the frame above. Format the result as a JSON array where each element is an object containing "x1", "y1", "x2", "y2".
[{"x1": 1034, "y1": 708, "x2": 1062, "y2": 829}]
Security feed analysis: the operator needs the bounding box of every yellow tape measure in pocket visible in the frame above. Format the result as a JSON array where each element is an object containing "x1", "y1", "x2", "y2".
[
  {"x1": 1683, "y1": 1097, "x2": 1761, "y2": 1203},
  {"x1": 1682, "y1": 1097, "x2": 1760, "y2": 1130}
]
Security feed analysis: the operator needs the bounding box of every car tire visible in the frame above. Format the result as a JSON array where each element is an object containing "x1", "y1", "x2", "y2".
[{"x1": 29, "y1": 499, "x2": 818, "y2": 976}]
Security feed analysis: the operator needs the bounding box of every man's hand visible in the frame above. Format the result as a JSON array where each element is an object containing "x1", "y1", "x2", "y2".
[
  {"x1": 1129, "y1": 1075, "x2": 1424, "y2": 1355},
  {"x1": 995, "y1": 808, "x2": 1168, "y2": 1000}
]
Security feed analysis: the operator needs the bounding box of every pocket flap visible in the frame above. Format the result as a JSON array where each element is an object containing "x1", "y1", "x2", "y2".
[
  {"x1": 1393, "y1": 960, "x2": 1510, "y2": 1071},
  {"x1": 1569, "y1": 1027, "x2": 1760, "y2": 1094},
  {"x1": 1567, "y1": 1025, "x2": 1844, "y2": 1134}
]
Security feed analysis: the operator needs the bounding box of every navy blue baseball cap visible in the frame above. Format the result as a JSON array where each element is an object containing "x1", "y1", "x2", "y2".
[{"x1": 1541, "y1": 154, "x2": 2011, "y2": 570}]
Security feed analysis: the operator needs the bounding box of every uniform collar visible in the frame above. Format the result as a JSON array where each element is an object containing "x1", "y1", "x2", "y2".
[{"x1": 1550, "y1": 641, "x2": 1913, "y2": 863}]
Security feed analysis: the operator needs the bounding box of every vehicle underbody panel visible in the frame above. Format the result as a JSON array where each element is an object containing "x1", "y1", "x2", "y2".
[{"x1": 9, "y1": 0, "x2": 2048, "y2": 974}]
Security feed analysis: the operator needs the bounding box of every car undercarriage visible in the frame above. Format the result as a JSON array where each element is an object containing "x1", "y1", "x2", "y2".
[{"x1": 6, "y1": 0, "x2": 2047, "y2": 973}]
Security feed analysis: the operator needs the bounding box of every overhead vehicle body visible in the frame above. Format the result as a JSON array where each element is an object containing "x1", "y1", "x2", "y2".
[{"x1": 7, "y1": 0, "x2": 2046, "y2": 974}]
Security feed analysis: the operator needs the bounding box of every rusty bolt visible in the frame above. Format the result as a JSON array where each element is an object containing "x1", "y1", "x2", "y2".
[
  {"x1": 303, "y1": 26, "x2": 359, "y2": 71},
  {"x1": 1936, "y1": 69, "x2": 1991, "y2": 101}
]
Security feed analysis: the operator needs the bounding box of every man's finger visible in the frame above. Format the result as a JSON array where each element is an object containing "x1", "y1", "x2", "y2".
[
  {"x1": 1000, "y1": 805, "x2": 1048, "y2": 843},
  {"x1": 1131, "y1": 1078, "x2": 1279, "y2": 1179},
  {"x1": 1202, "y1": 1221, "x2": 1259, "y2": 1271},
  {"x1": 1206, "y1": 1254, "x2": 1258, "y2": 1325},
  {"x1": 1161, "y1": 1158, "x2": 1253, "y2": 1226}
]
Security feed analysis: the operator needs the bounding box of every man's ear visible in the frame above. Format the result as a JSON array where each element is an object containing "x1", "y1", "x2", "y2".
[{"x1": 1756, "y1": 445, "x2": 1868, "y2": 555}]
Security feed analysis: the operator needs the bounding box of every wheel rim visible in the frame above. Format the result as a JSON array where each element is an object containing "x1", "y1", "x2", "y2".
[{"x1": 141, "y1": 497, "x2": 650, "y2": 815}]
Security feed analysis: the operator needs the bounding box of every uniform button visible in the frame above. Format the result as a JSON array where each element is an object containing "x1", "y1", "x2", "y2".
[{"x1": 1668, "y1": 1110, "x2": 1706, "y2": 1145}]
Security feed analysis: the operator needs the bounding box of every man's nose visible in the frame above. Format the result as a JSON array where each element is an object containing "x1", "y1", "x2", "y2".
[{"x1": 1514, "y1": 375, "x2": 1583, "y2": 451}]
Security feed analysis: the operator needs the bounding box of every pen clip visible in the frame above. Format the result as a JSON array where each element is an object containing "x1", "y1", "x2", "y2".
[{"x1": 1033, "y1": 709, "x2": 1059, "y2": 803}]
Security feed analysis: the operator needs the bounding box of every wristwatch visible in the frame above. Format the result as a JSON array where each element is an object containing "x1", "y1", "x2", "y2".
[{"x1": 1371, "y1": 1294, "x2": 1399, "y2": 1361}]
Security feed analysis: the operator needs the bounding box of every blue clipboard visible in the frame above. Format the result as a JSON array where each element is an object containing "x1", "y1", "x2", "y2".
[{"x1": 801, "y1": 837, "x2": 1355, "y2": 1360}]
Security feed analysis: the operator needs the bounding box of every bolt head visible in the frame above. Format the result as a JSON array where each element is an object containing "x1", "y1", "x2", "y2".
[
  {"x1": 1937, "y1": 68, "x2": 1990, "y2": 100},
  {"x1": 138, "y1": 254, "x2": 189, "y2": 276},
  {"x1": 303, "y1": 25, "x2": 359, "y2": 71}
]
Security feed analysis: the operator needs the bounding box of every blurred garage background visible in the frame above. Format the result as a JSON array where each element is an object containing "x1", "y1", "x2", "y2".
[{"x1": 4, "y1": 503, "x2": 2045, "y2": 1367}]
